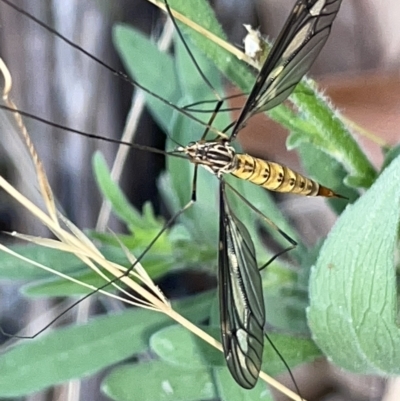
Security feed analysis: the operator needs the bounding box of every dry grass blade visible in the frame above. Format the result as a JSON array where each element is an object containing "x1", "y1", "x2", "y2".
[
  {"x1": 0, "y1": 242, "x2": 141, "y2": 308},
  {"x1": 0, "y1": 58, "x2": 58, "y2": 224},
  {"x1": 145, "y1": 0, "x2": 258, "y2": 68},
  {"x1": 96, "y1": 17, "x2": 176, "y2": 230}
]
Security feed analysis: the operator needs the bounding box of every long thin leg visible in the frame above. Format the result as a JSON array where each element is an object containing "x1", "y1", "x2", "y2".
[
  {"x1": 1, "y1": 107, "x2": 214, "y2": 340},
  {"x1": 199, "y1": 98, "x2": 226, "y2": 141},
  {"x1": 223, "y1": 181, "x2": 297, "y2": 269},
  {"x1": 163, "y1": 0, "x2": 230, "y2": 143},
  {"x1": 164, "y1": 0, "x2": 221, "y2": 102}
]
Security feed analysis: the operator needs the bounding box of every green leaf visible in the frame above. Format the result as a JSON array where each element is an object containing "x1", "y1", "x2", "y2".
[
  {"x1": 0, "y1": 291, "x2": 215, "y2": 397},
  {"x1": 290, "y1": 86, "x2": 376, "y2": 189},
  {"x1": 20, "y1": 244, "x2": 174, "y2": 297},
  {"x1": 89, "y1": 230, "x2": 172, "y2": 256},
  {"x1": 21, "y1": 269, "x2": 111, "y2": 297},
  {"x1": 92, "y1": 152, "x2": 162, "y2": 231},
  {"x1": 308, "y1": 154, "x2": 400, "y2": 374},
  {"x1": 150, "y1": 325, "x2": 321, "y2": 378},
  {"x1": 0, "y1": 309, "x2": 171, "y2": 397},
  {"x1": 0, "y1": 244, "x2": 85, "y2": 280},
  {"x1": 113, "y1": 24, "x2": 180, "y2": 130},
  {"x1": 102, "y1": 361, "x2": 216, "y2": 401},
  {"x1": 296, "y1": 142, "x2": 359, "y2": 213},
  {"x1": 163, "y1": 39, "x2": 224, "y2": 246},
  {"x1": 166, "y1": 0, "x2": 253, "y2": 90},
  {"x1": 114, "y1": 23, "x2": 222, "y2": 250}
]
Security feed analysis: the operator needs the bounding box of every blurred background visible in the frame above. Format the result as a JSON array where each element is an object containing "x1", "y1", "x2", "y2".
[{"x1": 0, "y1": 1, "x2": 399, "y2": 400}]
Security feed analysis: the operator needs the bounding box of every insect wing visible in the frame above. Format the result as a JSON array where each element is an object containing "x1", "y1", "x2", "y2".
[
  {"x1": 232, "y1": 0, "x2": 342, "y2": 134},
  {"x1": 218, "y1": 184, "x2": 265, "y2": 389}
]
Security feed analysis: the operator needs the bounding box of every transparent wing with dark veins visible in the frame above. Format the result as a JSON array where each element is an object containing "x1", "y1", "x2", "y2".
[
  {"x1": 218, "y1": 182, "x2": 265, "y2": 389},
  {"x1": 231, "y1": 0, "x2": 342, "y2": 139}
]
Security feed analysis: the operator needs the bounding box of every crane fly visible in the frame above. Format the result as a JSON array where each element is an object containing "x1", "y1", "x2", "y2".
[
  {"x1": 175, "y1": 0, "x2": 343, "y2": 388},
  {"x1": 0, "y1": 0, "x2": 343, "y2": 392}
]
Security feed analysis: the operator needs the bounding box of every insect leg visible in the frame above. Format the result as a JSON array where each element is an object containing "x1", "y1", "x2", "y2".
[{"x1": 224, "y1": 180, "x2": 297, "y2": 268}]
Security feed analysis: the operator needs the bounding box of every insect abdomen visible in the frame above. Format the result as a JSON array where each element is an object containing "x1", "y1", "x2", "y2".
[{"x1": 232, "y1": 154, "x2": 338, "y2": 197}]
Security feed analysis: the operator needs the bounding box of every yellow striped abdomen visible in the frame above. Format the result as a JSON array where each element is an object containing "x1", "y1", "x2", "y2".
[{"x1": 232, "y1": 154, "x2": 339, "y2": 197}]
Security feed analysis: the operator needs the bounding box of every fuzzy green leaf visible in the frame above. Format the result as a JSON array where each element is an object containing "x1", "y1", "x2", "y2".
[
  {"x1": 291, "y1": 86, "x2": 376, "y2": 188},
  {"x1": 308, "y1": 154, "x2": 400, "y2": 374}
]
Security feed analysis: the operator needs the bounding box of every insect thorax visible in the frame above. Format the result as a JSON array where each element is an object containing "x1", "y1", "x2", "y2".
[{"x1": 177, "y1": 141, "x2": 237, "y2": 176}]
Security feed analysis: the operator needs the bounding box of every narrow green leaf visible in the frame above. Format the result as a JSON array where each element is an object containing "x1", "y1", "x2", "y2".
[
  {"x1": 20, "y1": 243, "x2": 173, "y2": 297},
  {"x1": 21, "y1": 269, "x2": 111, "y2": 297},
  {"x1": 308, "y1": 154, "x2": 400, "y2": 374},
  {"x1": 90, "y1": 230, "x2": 172, "y2": 256},
  {"x1": 102, "y1": 361, "x2": 216, "y2": 401},
  {"x1": 166, "y1": 0, "x2": 253, "y2": 90},
  {"x1": 113, "y1": 24, "x2": 180, "y2": 129},
  {"x1": 291, "y1": 87, "x2": 376, "y2": 188},
  {"x1": 0, "y1": 244, "x2": 84, "y2": 280},
  {"x1": 92, "y1": 152, "x2": 162, "y2": 231},
  {"x1": 114, "y1": 23, "x2": 221, "y2": 250},
  {"x1": 142, "y1": 201, "x2": 163, "y2": 229},
  {"x1": 164, "y1": 39, "x2": 224, "y2": 246},
  {"x1": 0, "y1": 309, "x2": 171, "y2": 397}
]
